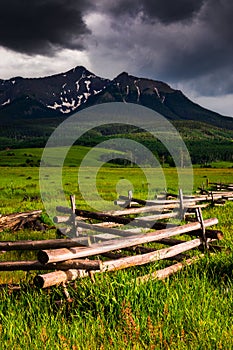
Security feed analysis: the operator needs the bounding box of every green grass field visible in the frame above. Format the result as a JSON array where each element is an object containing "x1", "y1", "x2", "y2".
[{"x1": 0, "y1": 147, "x2": 233, "y2": 349}]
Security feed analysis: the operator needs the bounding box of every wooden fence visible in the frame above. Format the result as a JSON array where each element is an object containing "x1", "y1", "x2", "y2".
[{"x1": 1, "y1": 184, "x2": 232, "y2": 290}]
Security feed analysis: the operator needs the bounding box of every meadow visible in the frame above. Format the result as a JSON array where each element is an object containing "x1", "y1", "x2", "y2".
[{"x1": 0, "y1": 146, "x2": 232, "y2": 349}]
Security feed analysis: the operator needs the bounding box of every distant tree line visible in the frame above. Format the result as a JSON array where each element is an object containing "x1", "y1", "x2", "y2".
[{"x1": 0, "y1": 122, "x2": 232, "y2": 167}]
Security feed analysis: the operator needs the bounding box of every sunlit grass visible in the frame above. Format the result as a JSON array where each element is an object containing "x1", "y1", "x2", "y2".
[{"x1": 0, "y1": 165, "x2": 232, "y2": 349}]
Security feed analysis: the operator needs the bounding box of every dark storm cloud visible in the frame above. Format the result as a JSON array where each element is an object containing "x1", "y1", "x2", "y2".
[
  {"x1": 142, "y1": 0, "x2": 205, "y2": 23},
  {"x1": 102, "y1": 0, "x2": 205, "y2": 23},
  {"x1": 0, "y1": 0, "x2": 233, "y2": 97},
  {"x1": 92, "y1": 0, "x2": 233, "y2": 95},
  {"x1": 157, "y1": 0, "x2": 233, "y2": 93},
  {"x1": 0, "y1": 0, "x2": 92, "y2": 55}
]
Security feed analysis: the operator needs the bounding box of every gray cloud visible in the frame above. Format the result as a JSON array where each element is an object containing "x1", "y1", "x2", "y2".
[
  {"x1": 0, "y1": 0, "x2": 233, "y2": 98},
  {"x1": 101, "y1": 0, "x2": 205, "y2": 23},
  {"x1": 0, "y1": 0, "x2": 92, "y2": 55},
  {"x1": 88, "y1": 0, "x2": 233, "y2": 95},
  {"x1": 141, "y1": 0, "x2": 205, "y2": 23}
]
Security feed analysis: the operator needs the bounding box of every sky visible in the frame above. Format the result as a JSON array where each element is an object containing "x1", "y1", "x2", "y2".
[{"x1": 0, "y1": 0, "x2": 232, "y2": 116}]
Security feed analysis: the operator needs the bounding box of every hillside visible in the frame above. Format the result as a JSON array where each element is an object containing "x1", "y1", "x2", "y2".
[
  {"x1": 0, "y1": 66, "x2": 232, "y2": 165},
  {"x1": 0, "y1": 66, "x2": 232, "y2": 130}
]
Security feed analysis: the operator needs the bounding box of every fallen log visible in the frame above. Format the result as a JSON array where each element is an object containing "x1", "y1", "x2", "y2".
[
  {"x1": 0, "y1": 238, "x2": 89, "y2": 251},
  {"x1": 38, "y1": 218, "x2": 218, "y2": 264},
  {"x1": 134, "y1": 212, "x2": 179, "y2": 221},
  {"x1": 0, "y1": 210, "x2": 42, "y2": 223},
  {"x1": 118, "y1": 194, "x2": 229, "y2": 204},
  {"x1": 35, "y1": 237, "x2": 215, "y2": 288},
  {"x1": 0, "y1": 210, "x2": 43, "y2": 232},
  {"x1": 109, "y1": 203, "x2": 197, "y2": 216},
  {"x1": 0, "y1": 259, "x2": 102, "y2": 271},
  {"x1": 55, "y1": 217, "x2": 172, "y2": 236},
  {"x1": 136, "y1": 255, "x2": 202, "y2": 283},
  {"x1": 100, "y1": 238, "x2": 216, "y2": 271},
  {"x1": 34, "y1": 269, "x2": 87, "y2": 289},
  {"x1": 56, "y1": 206, "x2": 192, "y2": 224},
  {"x1": 56, "y1": 208, "x2": 175, "y2": 229},
  {"x1": 56, "y1": 207, "x2": 133, "y2": 225}
]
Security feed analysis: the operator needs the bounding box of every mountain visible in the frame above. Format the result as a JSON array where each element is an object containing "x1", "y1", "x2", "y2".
[
  {"x1": 0, "y1": 65, "x2": 232, "y2": 134},
  {"x1": 0, "y1": 66, "x2": 109, "y2": 119},
  {"x1": 0, "y1": 66, "x2": 232, "y2": 164}
]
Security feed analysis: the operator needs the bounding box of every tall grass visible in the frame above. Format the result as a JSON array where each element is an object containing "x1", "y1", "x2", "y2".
[
  {"x1": 0, "y1": 166, "x2": 232, "y2": 348},
  {"x1": 0, "y1": 244, "x2": 232, "y2": 349}
]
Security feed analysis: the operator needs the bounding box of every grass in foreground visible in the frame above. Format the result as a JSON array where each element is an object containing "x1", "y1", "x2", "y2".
[
  {"x1": 0, "y1": 166, "x2": 232, "y2": 349},
  {"x1": 0, "y1": 234, "x2": 232, "y2": 349}
]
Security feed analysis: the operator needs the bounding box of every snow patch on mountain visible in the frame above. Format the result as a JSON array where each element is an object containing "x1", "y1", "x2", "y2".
[
  {"x1": 83, "y1": 92, "x2": 91, "y2": 100},
  {"x1": 94, "y1": 89, "x2": 102, "y2": 95},
  {"x1": 85, "y1": 80, "x2": 91, "y2": 92},
  {"x1": 134, "y1": 80, "x2": 140, "y2": 102},
  {"x1": 154, "y1": 87, "x2": 160, "y2": 98},
  {"x1": 1, "y1": 98, "x2": 10, "y2": 106},
  {"x1": 47, "y1": 96, "x2": 83, "y2": 114}
]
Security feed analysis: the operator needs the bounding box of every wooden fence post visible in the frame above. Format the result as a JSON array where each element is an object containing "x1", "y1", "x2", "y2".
[
  {"x1": 195, "y1": 207, "x2": 209, "y2": 250},
  {"x1": 70, "y1": 195, "x2": 78, "y2": 237},
  {"x1": 179, "y1": 188, "x2": 185, "y2": 220}
]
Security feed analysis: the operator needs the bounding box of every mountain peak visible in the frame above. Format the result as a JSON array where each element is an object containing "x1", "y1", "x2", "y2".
[
  {"x1": 0, "y1": 65, "x2": 232, "y2": 129},
  {"x1": 115, "y1": 71, "x2": 129, "y2": 78},
  {"x1": 71, "y1": 65, "x2": 91, "y2": 74}
]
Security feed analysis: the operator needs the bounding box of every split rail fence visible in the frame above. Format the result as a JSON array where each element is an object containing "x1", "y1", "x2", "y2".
[{"x1": 0, "y1": 185, "x2": 232, "y2": 289}]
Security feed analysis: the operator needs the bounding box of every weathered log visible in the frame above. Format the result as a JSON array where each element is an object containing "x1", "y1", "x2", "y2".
[
  {"x1": 100, "y1": 238, "x2": 215, "y2": 271},
  {"x1": 54, "y1": 216, "x2": 71, "y2": 224},
  {"x1": 118, "y1": 195, "x2": 200, "y2": 205},
  {"x1": 0, "y1": 259, "x2": 102, "y2": 271},
  {"x1": 57, "y1": 223, "x2": 149, "y2": 241},
  {"x1": 136, "y1": 255, "x2": 202, "y2": 283},
  {"x1": 0, "y1": 238, "x2": 89, "y2": 251},
  {"x1": 54, "y1": 216, "x2": 123, "y2": 228},
  {"x1": 57, "y1": 206, "x2": 181, "y2": 223},
  {"x1": 0, "y1": 210, "x2": 43, "y2": 232},
  {"x1": 56, "y1": 218, "x2": 172, "y2": 239},
  {"x1": 38, "y1": 218, "x2": 218, "y2": 264},
  {"x1": 108, "y1": 203, "x2": 197, "y2": 216},
  {"x1": 35, "y1": 238, "x2": 213, "y2": 288},
  {"x1": 56, "y1": 207, "x2": 177, "y2": 228},
  {"x1": 134, "y1": 212, "x2": 178, "y2": 221},
  {"x1": 56, "y1": 207, "x2": 135, "y2": 225},
  {"x1": 119, "y1": 193, "x2": 233, "y2": 204},
  {"x1": 0, "y1": 210, "x2": 42, "y2": 223},
  {"x1": 34, "y1": 269, "x2": 88, "y2": 288},
  {"x1": 124, "y1": 244, "x2": 185, "y2": 254}
]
